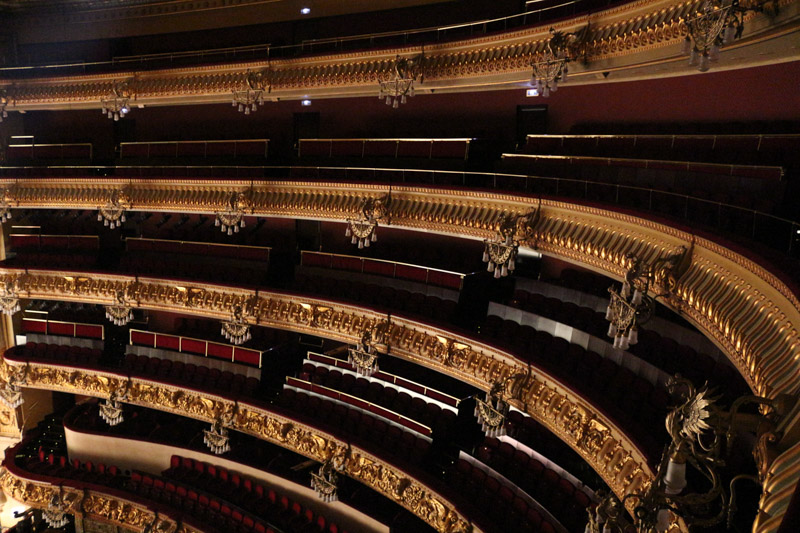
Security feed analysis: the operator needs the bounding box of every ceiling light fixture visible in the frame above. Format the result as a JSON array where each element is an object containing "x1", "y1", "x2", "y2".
[
  {"x1": 204, "y1": 418, "x2": 231, "y2": 455},
  {"x1": 101, "y1": 80, "x2": 134, "y2": 121},
  {"x1": 530, "y1": 27, "x2": 589, "y2": 97},
  {"x1": 105, "y1": 289, "x2": 134, "y2": 326},
  {"x1": 348, "y1": 330, "x2": 380, "y2": 377},
  {"x1": 605, "y1": 245, "x2": 692, "y2": 350},
  {"x1": 98, "y1": 189, "x2": 130, "y2": 229},
  {"x1": 474, "y1": 371, "x2": 528, "y2": 438},
  {"x1": 42, "y1": 489, "x2": 70, "y2": 529},
  {"x1": 0, "y1": 89, "x2": 9, "y2": 122},
  {"x1": 215, "y1": 191, "x2": 248, "y2": 235},
  {"x1": 346, "y1": 193, "x2": 390, "y2": 249},
  {"x1": 0, "y1": 279, "x2": 21, "y2": 316},
  {"x1": 379, "y1": 53, "x2": 425, "y2": 108},
  {"x1": 483, "y1": 204, "x2": 541, "y2": 279},
  {"x1": 221, "y1": 304, "x2": 251, "y2": 345},
  {"x1": 683, "y1": 0, "x2": 769, "y2": 72},
  {"x1": 233, "y1": 69, "x2": 271, "y2": 115},
  {"x1": 300, "y1": 7, "x2": 311, "y2": 14},
  {"x1": 311, "y1": 460, "x2": 339, "y2": 503}
]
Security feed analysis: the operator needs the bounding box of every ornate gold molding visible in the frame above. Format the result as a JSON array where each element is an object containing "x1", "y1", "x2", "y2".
[
  {"x1": 0, "y1": 467, "x2": 196, "y2": 533},
  {"x1": 2, "y1": 0, "x2": 797, "y2": 107},
  {"x1": 0, "y1": 360, "x2": 473, "y2": 533},
  {"x1": 1, "y1": 177, "x2": 797, "y2": 400}
]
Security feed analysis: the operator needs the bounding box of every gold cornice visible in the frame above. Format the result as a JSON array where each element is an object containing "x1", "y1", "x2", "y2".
[
  {"x1": 0, "y1": 467, "x2": 196, "y2": 533},
  {"x1": 2, "y1": 0, "x2": 797, "y2": 107},
  {"x1": 0, "y1": 268, "x2": 654, "y2": 504},
  {"x1": 0, "y1": 359, "x2": 472, "y2": 533},
  {"x1": 0, "y1": 177, "x2": 798, "y2": 400}
]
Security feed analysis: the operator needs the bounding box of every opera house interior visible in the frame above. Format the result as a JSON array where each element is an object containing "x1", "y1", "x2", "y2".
[{"x1": 0, "y1": 0, "x2": 799, "y2": 532}]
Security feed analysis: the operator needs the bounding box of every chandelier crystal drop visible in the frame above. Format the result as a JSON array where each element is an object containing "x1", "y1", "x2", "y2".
[
  {"x1": 99, "y1": 398, "x2": 124, "y2": 426},
  {"x1": 215, "y1": 192, "x2": 247, "y2": 235},
  {"x1": 233, "y1": 69, "x2": 270, "y2": 115},
  {"x1": 683, "y1": 0, "x2": 764, "y2": 72},
  {"x1": 379, "y1": 54, "x2": 424, "y2": 108},
  {"x1": 311, "y1": 461, "x2": 339, "y2": 503},
  {"x1": 474, "y1": 391, "x2": 508, "y2": 438},
  {"x1": 98, "y1": 189, "x2": 129, "y2": 230},
  {"x1": 101, "y1": 80, "x2": 133, "y2": 121},
  {"x1": 204, "y1": 420, "x2": 231, "y2": 455},
  {"x1": 221, "y1": 305, "x2": 251, "y2": 345},
  {"x1": 482, "y1": 234, "x2": 518, "y2": 279}
]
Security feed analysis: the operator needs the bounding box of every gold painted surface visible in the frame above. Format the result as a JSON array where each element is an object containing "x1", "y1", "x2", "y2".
[
  {"x1": 1, "y1": 0, "x2": 796, "y2": 107},
  {"x1": 0, "y1": 468, "x2": 196, "y2": 533},
  {"x1": 0, "y1": 360, "x2": 474, "y2": 533}
]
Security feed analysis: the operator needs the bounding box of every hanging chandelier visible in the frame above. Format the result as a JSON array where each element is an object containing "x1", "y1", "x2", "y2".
[
  {"x1": 347, "y1": 330, "x2": 379, "y2": 377},
  {"x1": 529, "y1": 27, "x2": 588, "y2": 97},
  {"x1": 310, "y1": 460, "x2": 339, "y2": 503},
  {"x1": 0, "y1": 279, "x2": 21, "y2": 316},
  {"x1": 682, "y1": 0, "x2": 766, "y2": 72},
  {"x1": 204, "y1": 419, "x2": 231, "y2": 455},
  {"x1": 221, "y1": 305, "x2": 251, "y2": 345},
  {"x1": 215, "y1": 191, "x2": 247, "y2": 235},
  {"x1": 98, "y1": 189, "x2": 130, "y2": 229},
  {"x1": 346, "y1": 194, "x2": 390, "y2": 249},
  {"x1": 605, "y1": 246, "x2": 691, "y2": 350},
  {"x1": 0, "y1": 366, "x2": 27, "y2": 410},
  {"x1": 101, "y1": 80, "x2": 134, "y2": 121},
  {"x1": 99, "y1": 398, "x2": 124, "y2": 426},
  {"x1": 232, "y1": 69, "x2": 270, "y2": 115},
  {"x1": 0, "y1": 89, "x2": 8, "y2": 123},
  {"x1": 43, "y1": 491, "x2": 69, "y2": 529},
  {"x1": 482, "y1": 205, "x2": 541, "y2": 279},
  {"x1": 594, "y1": 375, "x2": 796, "y2": 533},
  {"x1": 105, "y1": 289, "x2": 134, "y2": 326},
  {"x1": 379, "y1": 53, "x2": 424, "y2": 108},
  {"x1": 474, "y1": 372, "x2": 528, "y2": 438},
  {"x1": 0, "y1": 190, "x2": 12, "y2": 224}
]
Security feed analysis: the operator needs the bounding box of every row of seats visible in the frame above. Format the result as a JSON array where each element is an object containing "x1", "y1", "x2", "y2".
[
  {"x1": 163, "y1": 456, "x2": 347, "y2": 533},
  {"x1": 474, "y1": 438, "x2": 591, "y2": 532},
  {"x1": 3, "y1": 252, "x2": 97, "y2": 269},
  {"x1": 447, "y1": 457, "x2": 559, "y2": 533},
  {"x1": 127, "y1": 238, "x2": 270, "y2": 262},
  {"x1": 25, "y1": 450, "x2": 123, "y2": 488},
  {"x1": 6, "y1": 143, "x2": 92, "y2": 160},
  {"x1": 13, "y1": 343, "x2": 102, "y2": 367},
  {"x1": 504, "y1": 291, "x2": 748, "y2": 398},
  {"x1": 500, "y1": 154, "x2": 780, "y2": 212},
  {"x1": 522, "y1": 134, "x2": 800, "y2": 167},
  {"x1": 119, "y1": 253, "x2": 266, "y2": 286},
  {"x1": 299, "y1": 364, "x2": 457, "y2": 438},
  {"x1": 120, "y1": 139, "x2": 269, "y2": 159},
  {"x1": 9, "y1": 233, "x2": 99, "y2": 251},
  {"x1": 477, "y1": 316, "x2": 668, "y2": 463},
  {"x1": 122, "y1": 354, "x2": 260, "y2": 397},
  {"x1": 293, "y1": 274, "x2": 458, "y2": 323},
  {"x1": 298, "y1": 138, "x2": 472, "y2": 160},
  {"x1": 173, "y1": 318, "x2": 298, "y2": 348},
  {"x1": 302, "y1": 251, "x2": 465, "y2": 290},
  {"x1": 276, "y1": 388, "x2": 432, "y2": 464},
  {"x1": 127, "y1": 471, "x2": 269, "y2": 533}
]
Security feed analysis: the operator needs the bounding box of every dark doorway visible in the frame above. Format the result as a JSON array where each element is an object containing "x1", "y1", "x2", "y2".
[
  {"x1": 293, "y1": 111, "x2": 320, "y2": 147},
  {"x1": 516, "y1": 104, "x2": 548, "y2": 146}
]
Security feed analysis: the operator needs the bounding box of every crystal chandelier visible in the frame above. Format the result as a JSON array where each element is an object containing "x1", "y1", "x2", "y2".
[
  {"x1": 98, "y1": 189, "x2": 129, "y2": 229},
  {"x1": 101, "y1": 80, "x2": 133, "y2": 121},
  {"x1": 598, "y1": 375, "x2": 796, "y2": 533},
  {"x1": 530, "y1": 27, "x2": 588, "y2": 97},
  {"x1": 215, "y1": 192, "x2": 247, "y2": 235},
  {"x1": 204, "y1": 419, "x2": 231, "y2": 455},
  {"x1": 0, "y1": 279, "x2": 21, "y2": 316},
  {"x1": 0, "y1": 89, "x2": 8, "y2": 123},
  {"x1": 482, "y1": 205, "x2": 541, "y2": 279},
  {"x1": 682, "y1": 0, "x2": 765, "y2": 72},
  {"x1": 232, "y1": 69, "x2": 270, "y2": 115},
  {"x1": 348, "y1": 330, "x2": 379, "y2": 377},
  {"x1": 474, "y1": 372, "x2": 527, "y2": 438},
  {"x1": 43, "y1": 493, "x2": 69, "y2": 529},
  {"x1": 105, "y1": 290, "x2": 134, "y2": 326},
  {"x1": 0, "y1": 190, "x2": 13, "y2": 224},
  {"x1": 605, "y1": 246, "x2": 691, "y2": 350},
  {"x1": 99, "y1": 398, "x2": 124, "y2": 426},
  {"x1": 346, "y1": 194, "x2": 390, "y2": 249},
  {"x1": 379, "y1": 54, "x2": 424, "y2": 108},
  {"x1": 221, "y1": 305, "x2": 251, "y2": 345},
  {"x1": 311, "y1": 460, "x2": 339, "y2": 503},
  {"x1": 0, "y1": 366, "x2": 27, "y2": 410}
]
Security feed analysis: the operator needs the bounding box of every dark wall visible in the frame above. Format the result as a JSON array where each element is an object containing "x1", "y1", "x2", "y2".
[{"x1": 5, "y1": 60, "x2": 800, "y2": 159}]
